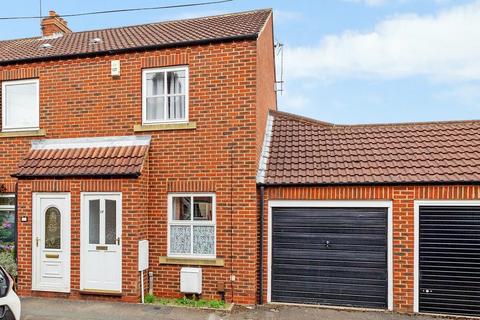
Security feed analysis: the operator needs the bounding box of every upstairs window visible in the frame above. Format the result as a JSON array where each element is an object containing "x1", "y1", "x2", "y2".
[
  {"x1": 2, "y1": 79, "x2": 40, "y2": 132},
  {"x1": 142, "y1": 66, "x2": 188, "y2": 124}
]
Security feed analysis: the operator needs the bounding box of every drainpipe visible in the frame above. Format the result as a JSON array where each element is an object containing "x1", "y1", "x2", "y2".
[{"x1": 258, "y1": 185, "x2": 265, "y2": 305}]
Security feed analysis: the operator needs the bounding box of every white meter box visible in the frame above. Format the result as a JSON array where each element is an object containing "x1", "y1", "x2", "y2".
[
  {"x1": 180, "y1": 267, "x2": 202, "y2": 294},
  {"x1": 138, "y1": 240, "x2": 149, "y2": 271}
]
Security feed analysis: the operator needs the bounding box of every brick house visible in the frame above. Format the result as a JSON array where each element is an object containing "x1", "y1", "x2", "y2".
[
  {"x1": 0, "y1": 9, "x2": 275, "y2": 304},
  {"x1": 1, "y1": 7, "x2": 480, "y2": 319}
]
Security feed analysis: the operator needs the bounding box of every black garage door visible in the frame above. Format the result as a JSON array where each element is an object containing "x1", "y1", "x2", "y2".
[
  {"x1": 419, "y1": 206, "x2": 480, "y2": 317},
  {"x1": 271, "y1": 207, "x2": 388, "y2": 308}
]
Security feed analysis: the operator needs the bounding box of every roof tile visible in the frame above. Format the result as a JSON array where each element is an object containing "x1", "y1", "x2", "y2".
[
  {"x1": 0, "y1": 9, "x2": 271, "y2": 64},
  {"x1": 264, "y1": 110, "x2": 480, "y2": 185},
  {"x1": 14, "y1": 144, "x2": 148, "y2": 178}
]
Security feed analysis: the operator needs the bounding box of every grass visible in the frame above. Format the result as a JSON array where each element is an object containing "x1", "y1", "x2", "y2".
[{"x1": 144, "y1": 294, "x2": 228, "y2": 309}]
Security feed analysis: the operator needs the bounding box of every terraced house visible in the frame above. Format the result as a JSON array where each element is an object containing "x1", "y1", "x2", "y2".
[
  {"x1": 1, "y1": 7, "x2": 480, "y2": 319},
  {"x1": 0, "y1": 9, "x2": 275, "y2": 305}
]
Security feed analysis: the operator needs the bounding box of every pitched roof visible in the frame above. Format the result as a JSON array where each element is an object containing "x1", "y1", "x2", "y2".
[
  {"x1": 261, "y1": 110, "x2": 480, "y2": 185},
  {"x1": 14, "y1": 136, "x2": 150, "y2": 178},
  {"x1": 0, "y1": 9, "x2": 272, "y2": 64}
]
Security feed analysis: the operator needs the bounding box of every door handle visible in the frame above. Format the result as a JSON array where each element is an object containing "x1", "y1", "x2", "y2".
[
  {"x1": 36, "y1": 237, "x2": 40, "y2": 247},
  {"x1": 116, "y1": 237, "x2": 121, "y2": 245},
  {"x1": 325, "y1": 240, "x2": 331, "y2": 248}
]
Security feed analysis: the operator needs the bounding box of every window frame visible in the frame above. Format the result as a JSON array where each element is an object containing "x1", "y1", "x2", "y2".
[
  {"x1": 1, "y1": 78, "x2": 40, "y2": 132},
  {"x1": 167, "y1": 193, "x2": 216, "y2": 259},
  {"x1": 142, "y1": 66, "x2": 189, "y2": 125},
  {"x1": 0, "y1": 194, "x2": 16, "y2": 254}
]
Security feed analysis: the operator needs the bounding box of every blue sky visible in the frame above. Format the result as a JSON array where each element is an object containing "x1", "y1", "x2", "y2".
[{"x1": 1, "y1": 0, "x2": 479, "y2": 124}]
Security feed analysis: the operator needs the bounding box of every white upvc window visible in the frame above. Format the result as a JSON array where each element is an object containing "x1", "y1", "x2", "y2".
[
  {"x1": 2, "y1": 79, "x2": 40, "y2": 132},
  {"x1": 168, "y1": 193, "x2": 216, "y2": 259},
  {"x1": 142, "y1": 66, "x2": 189, "y2": 125}
]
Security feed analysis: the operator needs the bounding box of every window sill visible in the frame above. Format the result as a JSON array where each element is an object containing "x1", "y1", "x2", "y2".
[
  {"x1": 159, "y1": 256, "x2": 224, "y2": 267},
  {"x1": 0, "y1": 129, "x2": 46, "y2": 138},
  {"x1": 134, "y1": 122, "x2": 196, "y2": 132}
]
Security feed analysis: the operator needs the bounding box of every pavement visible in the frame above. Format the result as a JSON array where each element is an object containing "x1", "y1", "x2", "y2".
[{"x1": 21, "y1": 297, "x2": 452, "y2": 320}]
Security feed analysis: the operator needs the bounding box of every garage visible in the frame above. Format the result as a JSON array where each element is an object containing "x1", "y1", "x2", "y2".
[
  {"x1": 269, "y1": 203, "x2": 390, "y2": 309},
  {"x1": 418, "y1": 204, "x2": 480, "y2": 317}
]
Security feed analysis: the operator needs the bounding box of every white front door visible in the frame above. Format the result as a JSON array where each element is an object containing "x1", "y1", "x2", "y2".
[
  {"x1": 81, "y1": 193, "x2": 122, "y2": 293},
  {"x1": 32, "y1": 193, "x2": 71, "y2": 293}
]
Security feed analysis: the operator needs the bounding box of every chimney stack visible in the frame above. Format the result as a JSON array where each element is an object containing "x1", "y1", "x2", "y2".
[{"x1": 41, "y1": 11, "x2": 72, "y2": 37}]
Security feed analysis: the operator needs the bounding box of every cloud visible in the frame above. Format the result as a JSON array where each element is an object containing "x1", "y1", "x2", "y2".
[{"x1": 285, "y1": 1, "x2": 480, "y2": 82}]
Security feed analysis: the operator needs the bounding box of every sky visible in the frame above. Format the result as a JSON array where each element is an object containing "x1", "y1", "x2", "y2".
[{"x1": 1, "y1": 0, "x2": 479, "y2": 124}]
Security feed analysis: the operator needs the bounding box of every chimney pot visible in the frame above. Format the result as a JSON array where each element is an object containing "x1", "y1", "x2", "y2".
[{"x1": 41, "y1": 10, "x2": 72, "y2": 37}]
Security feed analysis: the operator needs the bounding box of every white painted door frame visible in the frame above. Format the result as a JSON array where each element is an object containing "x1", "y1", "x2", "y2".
[
  {"x1": 32, "y1": 192, "x2": 71, "y2": 293},
  {"x1": 80, "y1": 192, "x2": 122, "y2": 292},
  {"x1": 413, "y1": 200, "x2": 480, "y2": 313},
  {"x1": 267, "y1": 200, "x2": 393, "y2": 311}
]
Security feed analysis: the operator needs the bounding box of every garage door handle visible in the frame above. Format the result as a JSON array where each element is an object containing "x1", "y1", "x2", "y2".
[{"x1": 325, "y1": 241, "x2": 331, "y2": 248}]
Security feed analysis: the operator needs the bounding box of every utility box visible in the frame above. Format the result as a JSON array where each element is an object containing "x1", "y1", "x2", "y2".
[
  {"x1": 180, "y1": 267, "x2": 202, "y2": 294},
  {"x1": 111, "y1": 60, "x2": 121, "y2": 77},
  {"x1": 138, "y1": 240, "x2": 149, "y2": 272}
]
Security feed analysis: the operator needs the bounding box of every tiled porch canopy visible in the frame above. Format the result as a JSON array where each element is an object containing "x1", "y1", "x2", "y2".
[{"x1": 13, "y1": 135, "x2": 150, "y2": 178}]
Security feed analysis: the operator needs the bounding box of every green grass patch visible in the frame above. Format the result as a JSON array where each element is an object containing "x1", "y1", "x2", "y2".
[{"x1": 144, "y1": 294, "x2": 228, "y2": 309}]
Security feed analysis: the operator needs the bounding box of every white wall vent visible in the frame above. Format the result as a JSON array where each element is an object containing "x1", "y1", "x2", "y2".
[{"x1": 180, "y1": 267, "x2": 202, "y2": 294}]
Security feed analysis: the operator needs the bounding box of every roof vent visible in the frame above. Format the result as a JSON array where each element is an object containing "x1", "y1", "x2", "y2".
[
  {"x1": 90, "y1": 37, "x2": 102, "y2": 44},
  {"x1": 39, "y1": 43, "x2": 53, "y2": 49}
]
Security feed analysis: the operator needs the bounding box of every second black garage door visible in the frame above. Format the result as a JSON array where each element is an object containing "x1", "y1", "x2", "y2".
[
  {"x1": 419, "y1": 206, "x2": 480, "y2": 317},
  {"x1": 271, "y1": 207, "x2": 388, "y2": 309}
]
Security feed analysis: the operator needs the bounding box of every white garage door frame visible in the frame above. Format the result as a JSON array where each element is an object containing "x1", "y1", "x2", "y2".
[
  {"x1": 268, "y1": 200, "x2": 393, "y2": 311},
  {"x1": 413, "y1": 200, "x2": 480, "y2": 313}
]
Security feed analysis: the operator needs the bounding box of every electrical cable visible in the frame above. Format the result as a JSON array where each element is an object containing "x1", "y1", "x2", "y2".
[{"x1": 0, "y1": 0, "x2": 234, "y2": 20}]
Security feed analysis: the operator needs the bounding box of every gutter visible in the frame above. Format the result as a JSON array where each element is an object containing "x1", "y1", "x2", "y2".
[
  {"x1": 258, "y1": 185, "x2": 265, "y2": 305},
  {"x1": 0, "y1": 33, "x2": 259, "y2": 66},
  {"x1": 257, "y1": 180, "x2": 480, "y2": 188}
]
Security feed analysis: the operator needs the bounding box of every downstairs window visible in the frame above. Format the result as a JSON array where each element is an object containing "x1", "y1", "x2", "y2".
[{"x1": 168, "y1": 193, "x2": 215, "y2": 258}]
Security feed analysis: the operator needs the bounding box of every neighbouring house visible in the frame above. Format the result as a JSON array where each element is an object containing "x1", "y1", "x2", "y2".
[
  {"x1": 0, "y1": 9, "x2": 275, "y2": 305},
  {"x1": 1, "y1": 8, "x2": 480, "y2": 319}
]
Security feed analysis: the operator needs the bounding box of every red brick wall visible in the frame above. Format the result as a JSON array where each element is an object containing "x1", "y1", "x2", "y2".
[
  {"x1": 255, "y1": 13, "x2": 277, "y2": 163},
  {"x1": 0, "y1": 27, "x2": 275, "y2": 304},
  {"x1": 262, "y1": 185, "x2": 480, "y2": 313}
]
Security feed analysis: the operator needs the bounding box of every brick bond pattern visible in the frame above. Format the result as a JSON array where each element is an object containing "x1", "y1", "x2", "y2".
[
  {"x1": 262, "y1": 185, "x2": 480, "y2": 313},
  {"x1": 0, "y1": 13, "x2": 275, "y2": 305}
]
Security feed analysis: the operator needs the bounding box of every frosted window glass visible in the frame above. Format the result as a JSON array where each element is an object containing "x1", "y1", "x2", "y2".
[{"x1": 4, "y1": 82, "x2": 39, "y2": 130}]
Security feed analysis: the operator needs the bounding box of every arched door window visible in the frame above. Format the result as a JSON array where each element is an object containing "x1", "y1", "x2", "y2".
[{"x1": 45, "y1": 207, "x2": 61, "y2": 249}]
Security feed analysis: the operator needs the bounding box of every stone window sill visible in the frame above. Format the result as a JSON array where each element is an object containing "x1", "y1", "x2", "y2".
[
  {"x1": 134, "y1": 122, "x2": 196, "y2": 132},
  {"x1": 0, "y1": 129, "x2": 46, "y2": 138},
  {"x1": 159, "y1": 256, "x2": 224, "y2": 267}
]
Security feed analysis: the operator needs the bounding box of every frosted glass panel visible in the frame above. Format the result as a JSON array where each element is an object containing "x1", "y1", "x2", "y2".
[
  {"x1": 167, "y1": 96, "x2": 185, "y2": 120},
  {"x1": 89, "y1": 199, "x2": 100, "y2": 244},
  {"x1": 4, "y1": 82, "x2": 38, "y2": 129},
  {"x1": 146, "y1": 97, "x2": 164, "y2": 121},
  {"x1": 45, "y1": 207, "x2": 61, "y2": 249},
  {"x1": 105, "y1": 200, "x2": 117, "y2": 245},
  {"x1": 170, "y1": 226, "x2": 191, "y2": 254},
  {"x1": 193, "y1": 226, "x2": 215, "y2": 255}
]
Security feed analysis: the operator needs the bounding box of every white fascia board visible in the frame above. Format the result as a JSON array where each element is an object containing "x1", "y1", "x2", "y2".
[
  {"x1": 257, "y1": 114, "x2": 274, "y2": 184},
  {"x1": 32, "y1": 135, "x2": 152, "y2": 150}
]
